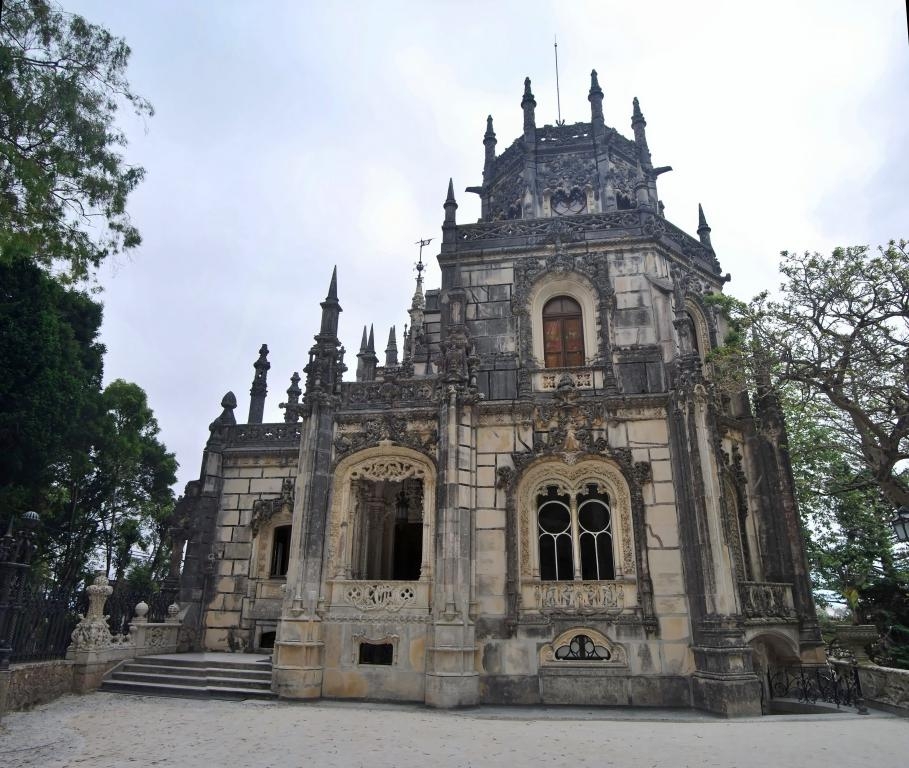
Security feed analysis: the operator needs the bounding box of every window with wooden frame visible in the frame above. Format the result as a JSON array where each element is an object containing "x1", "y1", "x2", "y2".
[{"x1": 542, "y1": 296, "x2": 585, "y2": 368}]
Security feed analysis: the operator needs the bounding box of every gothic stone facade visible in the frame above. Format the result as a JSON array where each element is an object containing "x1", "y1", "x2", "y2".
[{"x1": 172, "y1": 72, "x2": 824, "y2": 716}]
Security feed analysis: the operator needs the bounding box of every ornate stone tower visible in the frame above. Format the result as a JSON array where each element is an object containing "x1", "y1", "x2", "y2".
[{"x1": 174, "y1": 71, "x2": 823, "y2": 716}]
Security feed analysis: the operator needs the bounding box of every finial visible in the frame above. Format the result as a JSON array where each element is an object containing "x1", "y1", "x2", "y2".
[
  {"x1": 359, "y1": 326, "x2": 368, "y2": 353},
  {"x1": 697, "y1": 203, "x2": 712, "y2": 248},
  {"x1": 248, "y1": 344, "x2": 270, "y2": 424},
  {"x1": 280, "y1": 373, "x2": 302, "y2": 423},
  {"x1": 485, "y1": 115, "x2": 495, "y2": 140},
  {"x1": 521, "y1": 77, "x2": 536, "y2": 136},
  {"x1": 589, "y1": 69, "x2": 603, "y2": 97},
  {"x1": 367, "y1": 324, "x2": 375, "y2": 353},
  {"x1": 632, "y1": 96, "x2": 644, "y2": 121},
  {"x1": 523, "y1": 76, "x2": 533, "y2": 99},
  {"x1": 446, "y1": 178, "x2": 456, "y2": 204},
  {"x1": 210, "y1": 391, "x2": 237, "y2": 431}
]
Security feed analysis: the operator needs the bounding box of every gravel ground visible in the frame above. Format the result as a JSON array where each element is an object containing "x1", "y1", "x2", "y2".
[{"x1": 1, "y1": 692, "x2": 906, "y2": 768}]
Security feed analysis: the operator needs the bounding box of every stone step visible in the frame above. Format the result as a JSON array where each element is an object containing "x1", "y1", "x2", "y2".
[
  {"x1": 100, "y1": 679, "x2": 275, "y2": 701},
  {"x1": 119, "y1": 662, "x2": 272, "y2": 682},
  {"x1": 101, "y1": 654, "x2": 276, "y2": 701},
  {"x1": 110, "y1": 671, "x2": 272, "y2": 690},
  {"x1": 131, "y1": 656, "x2": 270, "y2": 672}
]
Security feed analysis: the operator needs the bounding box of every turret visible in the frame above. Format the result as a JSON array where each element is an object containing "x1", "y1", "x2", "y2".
[
  {"x1": 247, "y1": 343, "x2": 270, "y2": 424},
  {"x1": 303, "y1": 268, "x2": 346, "y2": 399},
  {"x1": 319, "y1": 266, "x2": 340, "y2": 339},
  {"x1": 631, "y1": 97, "x2": 652, "y2": 168},
  {"x1": 384, "y1": 326, "x2": 398, "y2": 368},
  {"x1": 355, "y1": 326, "x2": 369, "y2": 382},
  {"x1": 521, "y1": 77, "x2": 536, "y2": 143},
  {"x1": 483, "y1": 115, "x2": 497, "y2": 181},
  {"x1": 442, "y1": 178, "x2": 458, "y2": 245},
  {"x1": 362, "y1": 325, "x2": 378, "y2": 381},
  {"x1": 588, "y1": 69, "x2": 605, "y2": 138},
  {"x1": 697, "y1": 204, "x2": 713, "y2": 249}
]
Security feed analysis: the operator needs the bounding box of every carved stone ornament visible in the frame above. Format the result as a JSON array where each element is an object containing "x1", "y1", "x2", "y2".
[
  {"x1": 533, "y1": 581, "x2": 625, "y2": 615},
  {"x1": 250, "y1": 477, "x2": 294, "y2": 536},
  {"x1": 334, "y1": 414, "x2": 438, "y2": 459},
  {"x1": 344, "y1": 583, "x2": 416, "y2": 612},
  {"x1": 70, "y1": 571, "x2": 114, "y2": 651},
  {"x1": 539, "y1": 627, "x2": 628, "y2": 666}
]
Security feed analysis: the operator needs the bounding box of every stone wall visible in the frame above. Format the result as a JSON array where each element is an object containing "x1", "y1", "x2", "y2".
[
  {"x1": 4, "y1": 660, "x2": 73, "y2": 711},
  {"x1": 206, "y1": 450, "x2": 297, "y2": 650},
  {"x1": 859, "y1": 663, "x2": 909, "y2": 715}
]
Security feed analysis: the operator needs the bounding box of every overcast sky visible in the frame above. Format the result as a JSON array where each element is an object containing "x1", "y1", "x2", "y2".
[{"x1": 65, "y1": 1, "x2": 909, "y2": 493}]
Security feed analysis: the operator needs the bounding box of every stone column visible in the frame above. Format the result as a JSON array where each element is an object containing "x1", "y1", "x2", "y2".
[{"x1": 425, "y1": 387, "x2": 479, "y2": 708}]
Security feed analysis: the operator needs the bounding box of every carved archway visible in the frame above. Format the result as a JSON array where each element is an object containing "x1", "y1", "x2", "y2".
[{"x1": 327, "y1": 446, "x2": 436, "y2": 582}]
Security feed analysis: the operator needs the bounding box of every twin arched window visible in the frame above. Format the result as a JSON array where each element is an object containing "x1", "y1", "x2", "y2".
[
  {"x1": 537, "y1": 484, "x2": 615, "y2": 581},
  {"x1": 542, "y1": 296, "x2": 585, "y2": 368}
]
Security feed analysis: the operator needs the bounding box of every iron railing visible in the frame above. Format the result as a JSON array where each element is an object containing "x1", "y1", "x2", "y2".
[
  {"x1": 767, "y1": 663, "x2": 865, "y2": 710},
  {"x1": 9, "y1": 593, "x2": 80, "y2": 663}
]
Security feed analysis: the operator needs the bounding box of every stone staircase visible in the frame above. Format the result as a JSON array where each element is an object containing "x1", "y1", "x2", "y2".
[{"x1": 100, "y1": 653, "x2": 275, "y2": 700}]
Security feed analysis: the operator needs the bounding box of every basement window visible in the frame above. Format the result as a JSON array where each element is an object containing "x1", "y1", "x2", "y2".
[{"x1": 358, "y1": 642, "x2": 394, "y2": 666}]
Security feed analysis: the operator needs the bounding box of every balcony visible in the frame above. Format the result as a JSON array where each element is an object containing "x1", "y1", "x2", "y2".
[{"x1": 739, "y1": 581, "x2": 795, "y2": 621}]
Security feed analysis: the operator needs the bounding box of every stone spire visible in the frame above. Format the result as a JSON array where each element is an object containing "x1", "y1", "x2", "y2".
[
  {"x1": 442, "y1": 178, "x2": 458, "y2": 245},
  {"x1": 408, "y1": 253, "x2": 427, "y2": 363},
  {"x1": 521, "y1": 77, "x2": 536, "y2": 142},
  {"x1": 361, "y1": 324, "x2": 378, "y2": 381},
  {"x1": 247, "y1": 343, "x2": 270, "y2": 424},
  {"x1": 303, "y1": 268, "x2": 346, "y2": 401},
  {"x1": 483, "y1": 115, "x2": 497, "y2": 182},
  {"x1": 319, "y1": 266, "x2": 340, "y2": 338},
  {"x1": 588, "y1": 69, "x2": 605, "y2": 137},
  {"x1": 384, "y1": 326, "x2": 398, "y2": 368},
  {"x1": 631, "y1": 97, "x2": 652, "y2": 168},
  {"x1": 697, "y1": 204, "x2": 713, "y2": 248},
  {"x1": 355, "y1": 326, "x2": 369, "y2": 382},
  {"x1": 280, "y1": 372, "x2": 301, "y2": 423}
]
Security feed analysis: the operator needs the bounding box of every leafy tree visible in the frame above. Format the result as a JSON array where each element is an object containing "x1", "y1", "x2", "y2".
[
  {"x1": 707, "y1": 242, "x2": 909, "y2": 666},
  {"x1": 0, "y1": 0, "x2": 153, "y2": 282},
  {"x1": 708, "y1": 240, "x2": 909, "y2": 510},
  {"x1": 0, "y1": 251, "x2": 104, "y2": 519}
]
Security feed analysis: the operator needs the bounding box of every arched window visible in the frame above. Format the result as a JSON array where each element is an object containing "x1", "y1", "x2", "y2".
[
  {"x1": 542, "y1": 296, "x2": 584, "y2": 368},
  {"x1": 270, "y1": 525, "x2": 291, "y2": 577},
  {"x1": 538, "y1": 484, "x2": 615, "y2": 582},
  {"x1": 686, "y1": 311, "x2": 700, "y2": 358}
]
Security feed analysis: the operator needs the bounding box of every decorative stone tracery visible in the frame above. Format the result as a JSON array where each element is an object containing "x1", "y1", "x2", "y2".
[{"x1": 540, "y1": 627, "x2": 628, "y2": 666}]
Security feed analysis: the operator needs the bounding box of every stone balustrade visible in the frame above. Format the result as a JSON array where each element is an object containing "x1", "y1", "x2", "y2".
[
  {"x1": 327, "y1": 580, "x2": 430, "y2": 613},
  {"x1": 526, "y1": 580, "x2": 629, "y2": 615},
  {"x1": 66, "y1": 572, "x2": 184, "y2": 692},
  {"x1": 739, "y1": 581, "x2": 794, "y2": 620}
]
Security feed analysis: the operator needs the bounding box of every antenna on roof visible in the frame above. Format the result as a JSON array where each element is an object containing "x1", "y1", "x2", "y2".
[{"x1": 554, "y1": 35, "x2": 565, "y2": 127}]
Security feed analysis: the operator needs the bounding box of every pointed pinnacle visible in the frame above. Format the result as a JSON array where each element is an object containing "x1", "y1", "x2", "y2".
[
  {"x1": 387, "y1": 325, "x2": 397, "y2": 348},
  {"x1": 523, "y1": 76, "x2": 532, "y2": 96},
  {"x1": 698, "y1": 203, "x2": 709, "y2": 229},
  {"x1": 632, "y1": 96, "x2": 644, "y2": 120},
  {"x1": 367, "y1": 324, "x2": 375, "y2": 352},
  {"x1": 445, "y1": 177, "x2": 456, "y2": 204},
  {"x1": 485, "y1": 114, "x2": 495, "y2": 139},
  {"x1": 326, "y1": 265, "x2": 338, "y2": 300},
  {"x1": 359, "y1": 325, "x2": 368, "y2": 352},
  {"x1": 590, "y1": 69, "x2": 603, "y2": 96}
]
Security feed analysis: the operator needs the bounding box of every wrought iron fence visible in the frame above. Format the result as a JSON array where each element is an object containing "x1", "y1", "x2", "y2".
[
  {"x1": 103, "y1": 585, "x2": 179, "y2": 634},
  {"x1": 767, "y1": 663, "x2": 864, "y2": 710},
  {"x1": 10, "y1": 593, "x2": 81, "y2": 663}
]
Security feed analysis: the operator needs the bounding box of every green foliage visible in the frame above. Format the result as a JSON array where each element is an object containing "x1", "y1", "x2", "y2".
[
  {"x1": 0, "y1": 0, "x2": 153, "y2": 282},
  {"x1": 0, "y1": 251, "x2": 103, "y2": 515}
]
